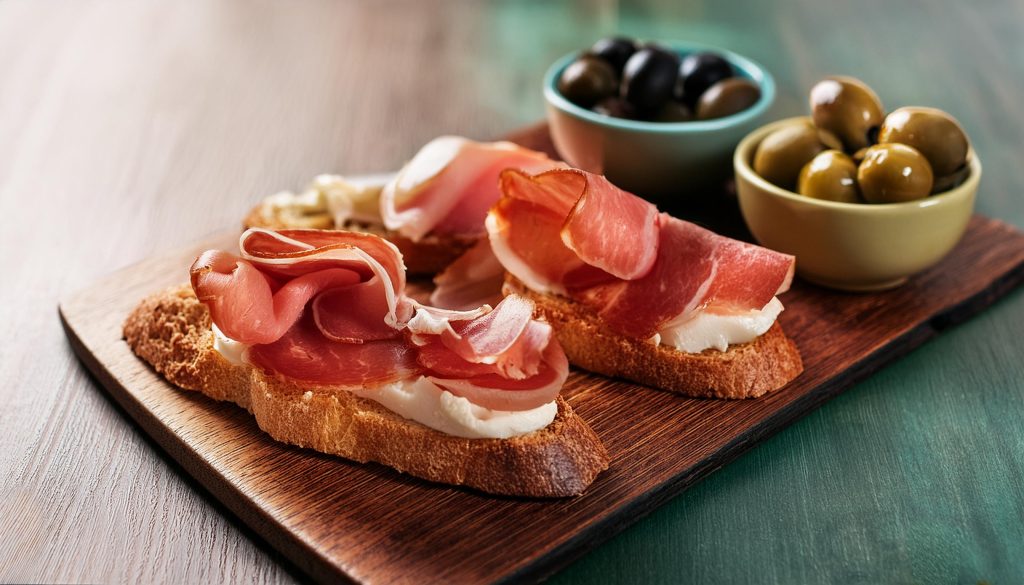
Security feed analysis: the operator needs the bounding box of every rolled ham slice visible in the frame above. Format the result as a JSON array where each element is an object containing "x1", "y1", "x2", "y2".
[
  {"x1": 428, "y1": 238, "x2": 506, "y2": 311},
  {"x1": 380, "y1": 136, "x2": 565, "y2": 242},
  {"x1": 190, "y1": 228, "x2": 565, "y2": 410},
  {"x1": 411, "y1": 297, "x2": 569, "y2": 407},
  {"x1": 488, "y1": 168, "x2": 796, "y2": 340}
]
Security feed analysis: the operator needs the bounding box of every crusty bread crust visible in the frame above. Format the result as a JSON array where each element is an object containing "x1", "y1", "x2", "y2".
[
  {"x1": 243, "y1": 205, "x2": 477, "y2": 276},
  {"x1": 123, "y1": 285, "x2": 609, "y2": 497},
  {"x1": 506, "y1": 278, "x2": 804, "y2": 399}
]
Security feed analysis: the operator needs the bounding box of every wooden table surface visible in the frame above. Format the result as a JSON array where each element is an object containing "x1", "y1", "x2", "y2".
[{"x1": 2, "y1": 1, "x2": 1022, "y2": 583}]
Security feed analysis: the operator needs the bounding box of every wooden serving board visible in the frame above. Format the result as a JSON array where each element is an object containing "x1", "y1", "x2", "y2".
[{"x1": 60, "y1": 126, "x2": 1024, "y2": 584}]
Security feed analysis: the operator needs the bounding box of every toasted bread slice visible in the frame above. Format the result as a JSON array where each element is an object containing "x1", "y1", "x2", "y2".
[
  {"x1": 243, "y1": 204, "x2": 477, "y2": 276},
  {"x1": 123, "y1": 285, "x2": 609, "y2": 497},
  {"x1": 505, "y1": 277, "x2": 803, "y2": 399}
]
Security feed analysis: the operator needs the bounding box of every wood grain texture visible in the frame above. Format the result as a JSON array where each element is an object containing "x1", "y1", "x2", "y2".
[
  {"x1": 58, "y1": 181, "x2": 1024, "y2": 583},
  {"x1": 6, "y1": 0, "x2": 1024, "y2": 583}
]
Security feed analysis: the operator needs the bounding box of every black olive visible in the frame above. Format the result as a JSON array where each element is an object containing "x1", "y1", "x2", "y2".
[
  {"x1": 593, "y1": 96, "x2": 638, "y2": 119},
  {"x1": 621, "y1": 47, "x2": 680, "y2": 112},
  {"x1": 557, "y1": 56, "x2": 618, "y2": 108},
  {"x1": 676, "y1": 52, "x2": 733, "y2": 106},
  {"x1": 588, "y1": 37, "x2": 637, "y2": 73},
  {"x1": 695, "y1": 78, "x2": 760, "y2": 120},
  {"x1": 652, "y1": 100, "x2": 693, "y2": 122}
]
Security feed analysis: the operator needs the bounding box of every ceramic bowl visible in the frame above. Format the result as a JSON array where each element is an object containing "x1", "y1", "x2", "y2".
[
  {"x1": 543, "y1": 41, "x2": 775, "y2": 202},
  {"x1": 734, "y1": 116, "x2": 981, "y2": 291}
]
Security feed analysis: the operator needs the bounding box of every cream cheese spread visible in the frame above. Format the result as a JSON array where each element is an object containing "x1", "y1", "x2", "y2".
[
  {"x1": 353, "y1": 377, "x2": 556, "y2": 440},
  {"x1": 212, "y1": 324, "x2": 247, "y2": 365},
  {"x1": 209, "y1": 327, "x2": 555, "y2": 439},
  {"x1": 653, "y1": 297, "x2": 784, "y2": 353}
]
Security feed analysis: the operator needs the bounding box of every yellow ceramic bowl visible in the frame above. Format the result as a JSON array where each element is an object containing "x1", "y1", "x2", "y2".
[{"x1": 735, "y1": 117, "x2": 981, "y2": 291}]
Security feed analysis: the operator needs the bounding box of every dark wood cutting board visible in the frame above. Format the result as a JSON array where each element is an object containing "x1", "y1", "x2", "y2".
[{"x1": 59, "y1": 124, "x2": 1024, "y2": 584}]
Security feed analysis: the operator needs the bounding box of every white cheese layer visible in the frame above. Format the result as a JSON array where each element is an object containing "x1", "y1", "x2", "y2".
[
  {"x1": 212, "y1": 324, "x2": 247, "y2": 365},
  {"x1": 352, "y1": 377, "x2": 556, "y2": 440},
  {"x1": 654, "y1": 297, "x2": 785, "y2": 353},
  {"x1": 210, "y1": 327, "x2": 555, "y2": 439}
]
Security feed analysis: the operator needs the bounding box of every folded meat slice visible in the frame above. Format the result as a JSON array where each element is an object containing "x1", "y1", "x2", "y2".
[
  {"x1": 248, "y1": 311, "x2": 420, "y2": 387},
  {"x1": 190, "y1": 228, "x2": 567, "y2": 410},
  {"x1": 425, "y1": 342, "x2": 568, "y2": 412},
  {"x1": 411, "y1": 296, "x2": 567, "y2": 411},
  {"x1": 558, "y1": 171, "x2": 660, "y2": 280},
  {"x1": 380, "y1": 136, "x2": 564, "y2": 242},
  {"x1": 428, "y1": 238, "x2": 506, "y2": 311},
  {"x1": 191, "y1": 229, "x2": 408, "y2": 346},
  {"x1": 238, "y1": 228, "x2": 408, "y2": 328},
  {"x1": 488, "y1": 168, "x2": 795, "y2": 339}
]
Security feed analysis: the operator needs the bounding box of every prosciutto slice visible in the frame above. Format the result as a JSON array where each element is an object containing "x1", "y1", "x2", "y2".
[
  {"x1": 190, "y1": 228, "x2": 565, "y2": 410},
  {"x1": 191, "y1": 229, "x2": 408, "y2": 345},
  {"x1": 247, "y1": 312, "x2": 419, "y2": 386},
  {"x1": 407, "y1": 296, "x2": 568, "y2": 409},
  {"x1": 488, "y1": 168, "x2": 795, "y2": 339},
  {"x1": 428, "y1": 238, "x2": 506, "y2": 311},
  {"x1": 380, "y1": 136, "x2": 564, "y2": 242}
]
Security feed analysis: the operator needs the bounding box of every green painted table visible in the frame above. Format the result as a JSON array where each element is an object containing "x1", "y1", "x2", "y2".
[
  {"x1": 490, "y1": 3, "x2": 1024, "y2": 583},
  {"x1": 2, "y1": 1, "x2": 1020, "y2": 583}
]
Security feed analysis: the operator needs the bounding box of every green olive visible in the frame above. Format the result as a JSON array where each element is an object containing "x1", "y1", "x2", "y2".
[
  {"x1": 932, "y1": 164, "x2": 971, "y2": 194},
  {"x1": 809, "y1": 76, "x2": 884, "y2": 152},
  {"x1": 558, "y1": 56, "x2": 618, "y2": 108},
  {"x1": 857, "y1": 144, "x2": 934, "y2": 203},
  {"x1": 753, "y1": 121, "x2": 841, "y2": 189},
  {"x1": 878, "y1": 106, "x2": 970, "y2": 176},
  {"x1": 797, "y1": 150, "x2": 861, "y2": 203},
  {"x1": 695, "y1": 78, "x2": 761, "y2": 120},
  {"x1": 851, "y1": 147, "x2": 869, "y2": 165}
]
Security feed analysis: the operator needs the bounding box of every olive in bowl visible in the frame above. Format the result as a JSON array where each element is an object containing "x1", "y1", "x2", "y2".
[
  {"x1": 556, "y1": 37, "x2": 763, "y2": 124},
  {"x1": 809, "y1": 76, "x2": 885, "y2": 152},
  {"x1": 544, "y1": 40, "x2": 774, "y2": 198},
  {"x1": 757, "y1": 75, "x2": 973, "y2": 206},
  {"x1": 735, "y1": 117, "x2": 981, "y2": 291}
]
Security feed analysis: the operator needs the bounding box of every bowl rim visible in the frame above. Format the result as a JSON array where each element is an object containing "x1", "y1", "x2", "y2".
[
  {"x1": 734, "y1": 116, "x2": 982, "y2": 213},
  {"x1": 543, "y1": 40, "x2": 776, "y2": 133}
]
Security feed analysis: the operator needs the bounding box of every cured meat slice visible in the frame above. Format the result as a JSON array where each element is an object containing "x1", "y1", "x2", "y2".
[
  {"x1": 412, "y1": 295, "x2": 565, "y2": 409},
  {"x1": 488, "y1": 169, "x2": 796, "y2": 339},
  {"x1": 428, "y1": 238, "x2": 506, "y2": 311},
  {"x1": 441, "y1": 295, "x2": 550, "y2": 379},
  {"x1": 191, "y1": 228, "x2": 569, "y2": 411},
  {"x1": 492, "y1": 168, "x2": 660, "y2": 289},
  {"x1": 191, "y1": 249, "x2": 364, "y2": 345},
  {"x1": 583, "y1": 215, "x2": 717, "y2": 339},
  {"x1": 192, "y1": 229, "x2": 408, "y2": 345},
  {"x1": 411, "y1": 295, "x2": 553, "y2": 379},
  {"x1": 381, "y1": 137, "x2": 564, "y2": 242},
  {"x1": 700, "y1": 234, "x2": 795, "y2": 312},
  {"x1": 239, "y1": 228, "x2": 408, "y2": 328},
  {"x1": 248, "y1": 310, "x2": 419, "y2": 387},
  {"x1": 427, "y1": 340, "x2": 569, "y2": 411},
  {"x1": 312, "y1": 276, "x2": 401, "y2": 343},
  {"x1": 488, "y1": 172, "x2": 595, "y2": 294},
  {"x1": 559, "y1": 171, "x2": 660, "y2": 280}
]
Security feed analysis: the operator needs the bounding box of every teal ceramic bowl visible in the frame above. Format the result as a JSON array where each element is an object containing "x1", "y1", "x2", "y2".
[{"x1": 543, "y1": 41, "x2": 775, "y2": 201}]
